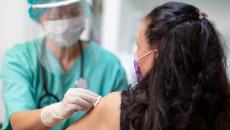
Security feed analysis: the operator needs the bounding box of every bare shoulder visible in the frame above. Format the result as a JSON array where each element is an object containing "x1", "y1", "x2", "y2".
[
  {"x1": 66, "y1": 92, "x2": 122, "y2": 130},
  {"x1": 90, "y1": 92, "x2": 122, "y2": 119},
  {"x1": 100, "y1": 92, "x2": 122, "y2": 109}
]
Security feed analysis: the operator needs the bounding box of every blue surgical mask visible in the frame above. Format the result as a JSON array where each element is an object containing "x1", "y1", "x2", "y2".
[{"x1": 134, "y1": 50, "x2": 153, "y2": 82}]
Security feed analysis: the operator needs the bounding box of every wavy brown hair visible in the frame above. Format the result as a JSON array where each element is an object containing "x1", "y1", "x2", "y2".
[{"x1": 121, "y1": 2, "x2": 230, "y2": 130}]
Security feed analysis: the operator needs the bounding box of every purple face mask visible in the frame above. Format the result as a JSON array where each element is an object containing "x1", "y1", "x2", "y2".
[
  {"x1": 134, "y1": 50, "x2": 154, "y2": 82},
  {"x1": 134, "y1": 60, "x2": 143, "y2": 82}
]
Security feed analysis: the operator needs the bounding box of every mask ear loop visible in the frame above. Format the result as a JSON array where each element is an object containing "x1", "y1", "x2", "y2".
[
  {"x1": 135, "y1": 48, "x2": 159, "y2": 61},
  {"x1": 136, "y1": 50, "x2": 153, "y2": 61}
]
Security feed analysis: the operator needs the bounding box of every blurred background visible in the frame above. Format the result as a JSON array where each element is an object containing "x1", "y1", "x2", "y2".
[{"x1": 0, "y1": 0, "x2": 230, "y2": 127}]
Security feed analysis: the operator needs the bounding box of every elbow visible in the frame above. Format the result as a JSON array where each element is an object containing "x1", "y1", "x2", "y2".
[{"x1": 10, "y1": 113, "x2": 21, "y2": 130}]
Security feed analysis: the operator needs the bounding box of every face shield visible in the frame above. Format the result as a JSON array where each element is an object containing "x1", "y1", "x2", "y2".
[{"x1": 28, "y1": 0, "x2": 100, "y2": 74}]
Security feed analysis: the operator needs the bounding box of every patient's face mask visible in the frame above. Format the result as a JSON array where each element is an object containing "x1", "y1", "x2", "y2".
[
  {"x1": 134, "y1": 50, "x2": 153, "y2": 82},
  {"x1": 44, "y1": 16, "x2": 85, "y2": 47}
]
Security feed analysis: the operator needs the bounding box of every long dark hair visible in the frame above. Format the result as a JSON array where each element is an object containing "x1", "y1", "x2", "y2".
[{"x1": 121, "y1": 2, "x2": 230, "y2": 130}]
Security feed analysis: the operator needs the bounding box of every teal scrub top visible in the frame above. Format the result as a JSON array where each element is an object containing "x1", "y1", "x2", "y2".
[{"x1": 1, "y1": 39, "x2": 128, "y2": 130}]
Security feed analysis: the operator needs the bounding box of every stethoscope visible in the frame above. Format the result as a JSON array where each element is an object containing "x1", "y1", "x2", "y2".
[{"x1": 37, "y1": 40, "x2": 88, "y2": 108}]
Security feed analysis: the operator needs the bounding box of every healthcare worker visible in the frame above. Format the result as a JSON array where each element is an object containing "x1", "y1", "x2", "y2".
[{"x1": 1, "y1": 0, "x2": 128, "y2": 129}]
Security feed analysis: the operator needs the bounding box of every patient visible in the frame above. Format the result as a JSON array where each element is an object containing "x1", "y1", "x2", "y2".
[{"x1": 67, "y1": 2, "x2": 230, "y2": 130}]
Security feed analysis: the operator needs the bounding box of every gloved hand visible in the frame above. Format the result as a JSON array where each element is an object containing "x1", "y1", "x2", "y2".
[{"x1": 40, "y1": 88, "x2": 101, "y2": 127}]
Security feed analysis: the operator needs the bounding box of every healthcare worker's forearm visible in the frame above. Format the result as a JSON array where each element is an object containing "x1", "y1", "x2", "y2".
[{"x1": 10, "y1": 109, "x2": 51, "y2": 130}]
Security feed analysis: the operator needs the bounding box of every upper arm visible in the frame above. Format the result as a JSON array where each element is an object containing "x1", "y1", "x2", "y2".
[
  {"x1": 2, "y1": 49, "x2": 36, "y2": 127},
  {"x1": 67, "y1": 92, "x2": 122, "y2": 130}
]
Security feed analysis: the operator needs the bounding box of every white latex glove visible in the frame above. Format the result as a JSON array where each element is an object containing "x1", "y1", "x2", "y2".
[{"x1": 40, "y1": 88, "x2": 101, "y2": 127}]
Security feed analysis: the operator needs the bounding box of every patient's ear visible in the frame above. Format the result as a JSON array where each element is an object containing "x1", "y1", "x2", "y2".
[{"x1": 152, "y1": 49, "x2": 159, "y2": 65}]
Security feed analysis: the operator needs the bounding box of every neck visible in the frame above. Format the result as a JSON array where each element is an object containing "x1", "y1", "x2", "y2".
[
  {"x1": 45, "y1": 38, "x2": 81, "y2": 61},
  {"x1": 45, "y1": 38, "x2": 87, "y2": 71}
]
